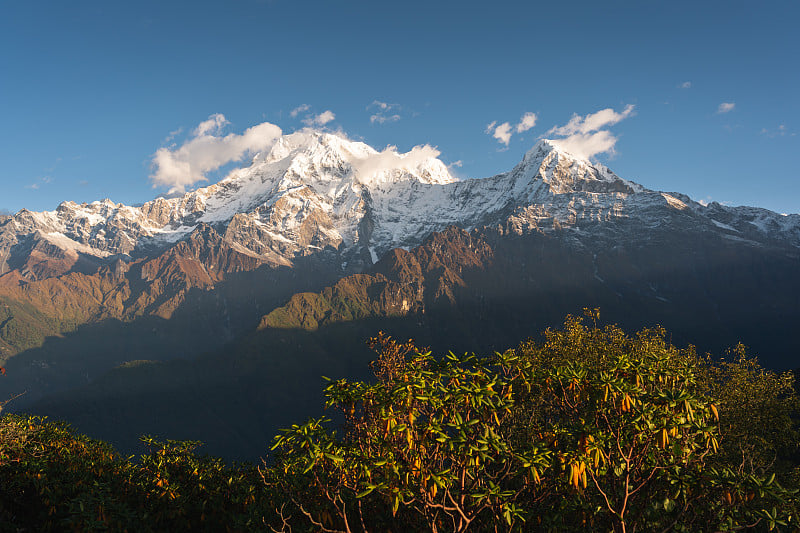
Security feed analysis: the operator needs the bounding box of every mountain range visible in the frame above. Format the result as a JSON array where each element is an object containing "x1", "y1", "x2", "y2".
[{"x1": 1, "y1": 130, "x2": 798, "y2": 459}]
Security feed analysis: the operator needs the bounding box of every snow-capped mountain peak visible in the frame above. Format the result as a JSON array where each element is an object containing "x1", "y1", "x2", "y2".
[
  {"x1": 256, "y1": 130, "x2": 456, "y2": 187},
  {"x1": 512, "y1": 139, "x2": 644, "y2": 195},
  {"x1": 2, "y1": 130, "x2": 799, "y2": 281}
]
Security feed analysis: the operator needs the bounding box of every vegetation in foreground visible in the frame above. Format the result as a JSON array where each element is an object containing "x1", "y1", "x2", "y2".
[{"x1": 1, "y1": 311, "x2": 798, "y2": 531}]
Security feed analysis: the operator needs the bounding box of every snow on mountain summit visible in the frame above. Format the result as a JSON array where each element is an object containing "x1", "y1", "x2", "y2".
[
  {"x1": 172, "y1": 130, "x2": 456, "y2": 224},
  {"x1": 256, "y1": 130, "x2": 456, "y2": 186},
  {"x1": 513, "y1": 139, "x2": 644, "y2": 195},
  {"x1": 1, "y1": 129, "x2": 798, "y2": 280}
]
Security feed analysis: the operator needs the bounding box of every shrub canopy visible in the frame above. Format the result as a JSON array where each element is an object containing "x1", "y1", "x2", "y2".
[{"x1": 1, "y1": 312, "x2": 798, "y2": 532}]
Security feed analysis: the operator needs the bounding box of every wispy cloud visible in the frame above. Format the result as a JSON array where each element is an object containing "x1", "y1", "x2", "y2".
[
  {"x1": 717, "y1": 102, "x2": 735, "y2": 114},
  {"x1": 546, "y1": 105, "x2": 635, "y2": 159},
  {"x1": 43, "y1": 157, "x2": 62, "y2": 173},
  {"x1": 446, "y1": 160, "x2": 464, "y2": 180},
  {"x1": 290, "y1": 104, "x2": 311, "y2": 118},
  {"x1": 760, "y1": 124, "x2": 795, "y2": 137},
  {"x1": 150, "y1": 114, "x2": 282, "y2": 194},
  {"x1": 485, "y1": 111, "x2": 538, "y2": 146},
  {"x1": 368, "y1": 100, "x2": 403, "y2": 125},
  {"x1": 164, "y1": 127, "x2": 183, "y2": 144},
  {"x1": 302, "y1": 110, "x2": 336, "y2": 127},
  {"x1": 370, "y1": 100, "x2": 398, "y2": 111},
  {"x1": 25, "y1": 176, "x2": 53, "y2": 190},
  {"x1": 371, "y1": 113, "x2": 401, "y2": 124},
  {"x1": 679, "y1": 81, "x2": 692, "y2": 89}
]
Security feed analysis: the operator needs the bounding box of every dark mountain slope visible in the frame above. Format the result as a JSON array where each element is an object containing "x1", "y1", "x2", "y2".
[
  {"x1": 0, "y1": 225, "x2": 344, "y2": 408},
  {"x1": 25, "y1": 222, "x2": 800, "y2": 460}
]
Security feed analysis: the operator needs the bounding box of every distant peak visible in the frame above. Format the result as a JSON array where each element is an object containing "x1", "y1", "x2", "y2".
[
  {"x1": 259, "y1": 129, "x2": 375, "y2": 165},
  {"x1": 522, "y1": 139, "x2": 584, "y2": 163},
  {"x1": 534, "y1": 138, "x2": 561, "y2": 151},
  {"x1": 248, "y1": 129, "x2": 456, "y2": 187},
  {"x1": 516, "y1": 139, "x2": 577, "y2": 175},
  {"x1": 514, "y1": 139, "x2": 644, "y2": 195}
]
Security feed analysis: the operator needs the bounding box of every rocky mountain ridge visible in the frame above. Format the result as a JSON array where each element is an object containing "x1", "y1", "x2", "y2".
[{"x1": 3, "y1": 131, "x2": 797, "y2": 284}]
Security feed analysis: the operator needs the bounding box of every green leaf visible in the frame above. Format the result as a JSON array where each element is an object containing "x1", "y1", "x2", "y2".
[{"x1": 356, "y1": 487, "x2": 375, "y2": 498}]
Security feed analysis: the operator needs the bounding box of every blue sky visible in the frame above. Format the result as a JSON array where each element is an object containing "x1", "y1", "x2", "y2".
[{"x1": 1, "y1": 0, "x2": 798, "y2": 214}]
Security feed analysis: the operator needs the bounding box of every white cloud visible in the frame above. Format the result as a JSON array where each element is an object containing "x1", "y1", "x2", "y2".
[
  {"x1": 290, "y1": 104, "x2": 311, "y2": 118},
  {"x1": 486, "y1": 112, "x2": 538, "y2": 145},
  {"x1": 291, "y1": 106, "x2": 336, "y2": 128},
  {"x1": 368, "y1": 100, "x2": 403, "y2": 125},
  {"x1": 486, "y1": 121, "x2": 513, "y2": 146},
  {"x1": 760, "y1": 124, "x2": 791, "y2": 138},
  {"x1": 370, "y1": 113, "x2": 401, "y2": 124},
  {"x1": 546, "y1": 105, "x2": 635, "y2": 159},
  {"x1": 717, "y1": 102, "x2": 735, "y2": 114},
  {"x1": 302, "y1": 110, "x2": 336, "y2": 127},
  {"x1": 679, "y1": 81, "x2": 692, "y2": 89},
  {"x1": 370, "y1": 100, "x2": 399, "y2": 112},
  {"x1": 193, "y1": 113, "x2": 228, "y2": 136},
  {"x1": 349, "y1": 144, "x2": 443, "y2": 181},
  {"x1": 516, "y1": 112, "x2": 538, "y2": 133},
  {"x1": 549, "y1": 131, "x2": 620, "y2": 160},
  {"x1": 316, "y1": 110, "x2": 335, "y2": 125},
  {"x1": 150, "y1": 114, "x2": 282, "y2": 194},
  {"x1": 448, "y1": 160, "x2": 463, "y2": 168},
  {"x1": 549, "y1": 105, "x2": 635, "y2": 137}
]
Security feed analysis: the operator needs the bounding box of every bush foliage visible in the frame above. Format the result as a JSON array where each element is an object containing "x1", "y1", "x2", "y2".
[{"x1": 1, "y1": 311, "x2": 799, "y2": 531}]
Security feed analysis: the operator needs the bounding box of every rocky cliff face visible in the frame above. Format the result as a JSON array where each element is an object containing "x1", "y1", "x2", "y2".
[{"x1": 259, "y1": 227, "x2": 494, "y2": 331}]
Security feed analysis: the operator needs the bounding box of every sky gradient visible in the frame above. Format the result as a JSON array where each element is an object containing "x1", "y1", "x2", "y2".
[{"x1": 1, "y1": 0, "x2": 798, "y2": 214}]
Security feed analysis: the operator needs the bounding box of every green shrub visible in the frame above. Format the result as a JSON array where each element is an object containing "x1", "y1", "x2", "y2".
[
  {"x1": 0, "y1": 417, "x2": 272, "y2": 532},
  {"x1": 1, "y1": 312, "x2": 798, "y2": 532},
  {"x1": 269, "y1": 312, "x2": 799, "y2": 531}
]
